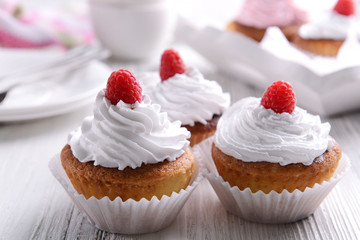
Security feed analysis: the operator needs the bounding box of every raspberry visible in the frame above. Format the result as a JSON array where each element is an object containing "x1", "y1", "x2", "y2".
[
  {"x1": 260, "y1": 81, "x2": 296, "y2": 114},
  {"x1": 105, "y1": 69, "x2": 142, "y2": 105},
  {"x1": 333, "y1": 0, "x2": 356, "y2": 16},
  {"x1": 160, "y1": 49, "x2": 186, "y2": 81}
]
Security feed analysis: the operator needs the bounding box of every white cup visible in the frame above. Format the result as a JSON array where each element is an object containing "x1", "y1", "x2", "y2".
[{"x1": 89, "y1": 0, "x2": 176, "y2": 60}]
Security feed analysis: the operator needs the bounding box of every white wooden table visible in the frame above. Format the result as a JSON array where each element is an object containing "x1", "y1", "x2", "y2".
[{"x1": 1, "y1": 45, "x2": 360, "y2": 239}]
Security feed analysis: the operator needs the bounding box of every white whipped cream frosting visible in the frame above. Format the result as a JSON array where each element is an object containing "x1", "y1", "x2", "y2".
[
  {"x1": 214, "y1": 97, "x2": 331, "y2": 166},
  {"x1": 299, "y1": 12, "x2": 356, "y2": 40},
  {"x1": 148, "y1": 67, "x2": 230, "y2": 126},
  {"x1": 68, "y1": 90, "x2": 190, "y2": 170}
]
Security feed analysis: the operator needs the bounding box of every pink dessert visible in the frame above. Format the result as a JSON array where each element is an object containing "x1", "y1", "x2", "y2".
[{"x1": 227, "y1": 0, "x2": 307, "y2": 42}]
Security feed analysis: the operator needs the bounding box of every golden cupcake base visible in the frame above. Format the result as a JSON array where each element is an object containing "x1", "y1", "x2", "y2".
[
  {"x1": 292, "y1": 35, "x2": 343, "y2": 57},
  {"x1": 61, "y1": 144, "x2": 196, "y2": 201},
  {"x1": 183, "y1": 114, "x2": 220, "y2": 147},
  {"x1": 211, "y1": 141, "x2": 342, "y2": 194},
  {"x1": 227, "y1": 21, "x2": 303, "y2": 43}
]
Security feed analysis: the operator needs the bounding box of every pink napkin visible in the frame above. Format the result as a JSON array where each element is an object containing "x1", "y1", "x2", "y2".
[{"x1": 0, "y1": 1, "x2": 95, "y2": 49}]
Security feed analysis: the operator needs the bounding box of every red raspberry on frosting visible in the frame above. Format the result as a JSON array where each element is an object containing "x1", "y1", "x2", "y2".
[
  {"x1": 260, "y1": 81, "x2": 296, "y2": 114},
  {"x1": 333, "y1": 0, "x2": 356, "y2": 16},
  {"x1": 105, "y1": 69, "x2": 143, "y2": 105},
  {"x1": 160, "y1": 49, "x2": 186, "y2": 81}
]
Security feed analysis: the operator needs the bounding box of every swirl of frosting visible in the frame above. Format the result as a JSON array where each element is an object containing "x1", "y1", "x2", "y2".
[
  {"x1": 299, "y1": 12, "x2": 355, "y2": 40},
  {"x1": 148, "y1": 67, "x2": 230, "y2": 127},
  {"x1": 68, "y1": 90, "x2": 190, "y2": 170},
  {"x1": 236, "y1": 0, "x2": 307, "y2": 29},
  {"x1": 214, "y1": 97, "x2": 331, "y2": 166}
]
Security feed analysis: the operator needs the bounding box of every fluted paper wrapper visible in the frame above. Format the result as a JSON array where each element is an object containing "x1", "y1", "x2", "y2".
[
  {"x1": 192, "y1": 137, "x2": 350, "y2": 224},
  {"x1": 49, "y1": 153, "x2": 203, "y2": 234}
]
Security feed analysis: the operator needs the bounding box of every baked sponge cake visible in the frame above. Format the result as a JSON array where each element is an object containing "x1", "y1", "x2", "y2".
[
  {"x1": 212, "y1": 141, "x2": 341, "y2": 193},
  {"x1": 227, "y1": 0, "x2": 307, "y2": 42},
  {"x1": 148, "y1": 49, "x2": 230, "y2": 146},
  {"x1": 292, "y1": 0, "x2": 357, "y2": 57},
  {"x1": 61, "y1": 69, "x2": 195, "y2": 201},
  {"x1": 212, "y1": 81, "x2": 341, "y2": 194},
  {"x1": 61, "y1": 145, "x2": 195, "y2": 201}
]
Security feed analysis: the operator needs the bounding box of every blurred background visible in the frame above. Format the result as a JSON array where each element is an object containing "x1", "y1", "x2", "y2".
[{"x1": 0, "y1": 0, "x2": 359, "y2": 120}]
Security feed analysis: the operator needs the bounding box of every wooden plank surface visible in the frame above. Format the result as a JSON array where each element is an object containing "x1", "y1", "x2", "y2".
[{"x1": 1, "y1": 46, "x2": 360, "y2": 239}]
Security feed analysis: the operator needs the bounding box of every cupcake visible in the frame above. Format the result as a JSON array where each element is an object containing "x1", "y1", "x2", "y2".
[
  {"x1": 197, "y1": 81, "x2": 348, "y2": 223},
  {"x1": 61, "y1": 69, "x2": 195, "y2": 201},
  {"x1": 227, "y1": 0, "x2": 307, "y2": 42},
  {"x1": 292, "y1": 0, "x2": 357, "y2": 57},
  {"x1": 148, "y1": 49, "x2": 230, "y2": 147},
  {"x1": 213, "y1": 81, "x2": 341, "y2": 193},
  {"x1": 52, "y1": 69, "x2": 202, "y2": 233}
]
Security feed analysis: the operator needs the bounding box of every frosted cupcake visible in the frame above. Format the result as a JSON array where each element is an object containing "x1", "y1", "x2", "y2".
[
  {"x1": 195, "y1": 81, "x2": 348, "y2": 223},
  {"x1": 293, "y1": 0, "x2": 357, "y2": 56},
  {"x1": 148, "y1": 49, "x2": 230, "y2": 146},
  {"x1": 213, "y1": 81, "x2": 341, "y2": 193},
  {"x1": 53, "y1": 69, "x2": 202, "y2": 233},
  {"x1": 62, "y1": 69, "x2": 195, "y2": 200},
  {"x1": 227, "y1": 0, "x2": 307, "y2": 42}
]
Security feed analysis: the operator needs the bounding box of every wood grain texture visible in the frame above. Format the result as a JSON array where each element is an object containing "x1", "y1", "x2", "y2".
[{"x1": 1, "y1": 45, "x2": 360, "y2": 239}]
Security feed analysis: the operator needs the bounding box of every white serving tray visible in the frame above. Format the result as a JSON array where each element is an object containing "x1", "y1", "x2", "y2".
[{"x1": 176, "y1": 18, "x2": 360, "y2": 116}]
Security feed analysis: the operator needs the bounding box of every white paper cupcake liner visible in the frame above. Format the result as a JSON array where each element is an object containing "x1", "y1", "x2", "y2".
[
  {"x1": 192, "y1": 137, "x2": 350, "y2": 224},
  {"x1": 49, "y1": 153, "x2": 204, "y2": 234}
]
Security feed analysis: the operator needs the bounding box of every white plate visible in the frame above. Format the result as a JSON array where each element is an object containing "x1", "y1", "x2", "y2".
[{"x1": 0, "y1": 58, "x2": 110, "y2": 122}]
